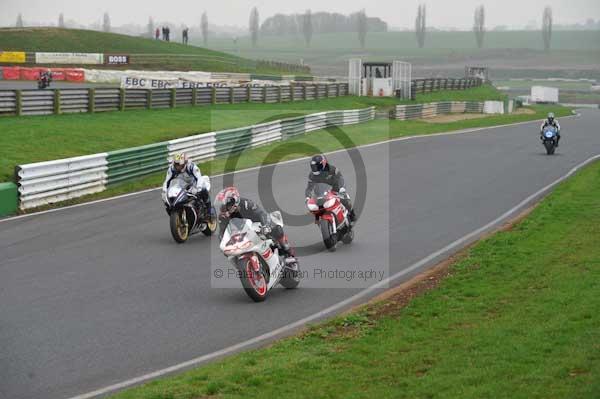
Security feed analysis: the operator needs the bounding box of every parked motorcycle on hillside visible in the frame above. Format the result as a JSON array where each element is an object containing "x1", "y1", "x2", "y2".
[
  {"x1": 38, "y1": 71, "x2": 52, "y2": 89},
  {"x1": 220, "y1": 212, "x2": 300, "y2": 302},
  {"x1": 164, "y1": 182, "x2": 217, "y2": 243},
  {"x1": 306, "y1": 182, "x2": 354, "y2": 251},
  {"x1": 541, "y1": 126, "x2": 558, "y2": 155}
]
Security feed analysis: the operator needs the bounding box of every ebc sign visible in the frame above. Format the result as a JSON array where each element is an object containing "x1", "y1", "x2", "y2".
[{"x1": 121, "y1": 76, "x2": 179, "y2": 89}]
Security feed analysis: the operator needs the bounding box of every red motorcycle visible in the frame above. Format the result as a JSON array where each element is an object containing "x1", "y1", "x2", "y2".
[{"x1": 306, "y1": 183, "x2": 354, "y2": 251}]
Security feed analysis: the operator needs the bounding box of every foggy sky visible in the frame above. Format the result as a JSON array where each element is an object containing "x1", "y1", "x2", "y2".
[{"x1": 2, "y1": 0, "x2": 599, "y2": 30}]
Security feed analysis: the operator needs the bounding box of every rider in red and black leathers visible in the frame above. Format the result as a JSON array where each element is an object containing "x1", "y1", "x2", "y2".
[
  {"x1": 216, "y1": 187, "x2": 296, "y2": 261},
  {"x1": 305, "y1": 154, "x2": 356, "y2": 223}
]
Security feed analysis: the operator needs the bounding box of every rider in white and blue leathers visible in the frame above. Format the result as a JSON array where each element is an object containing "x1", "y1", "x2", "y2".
[{"x1": 162, "y1": 153, "x2": 212, "y2": 211}]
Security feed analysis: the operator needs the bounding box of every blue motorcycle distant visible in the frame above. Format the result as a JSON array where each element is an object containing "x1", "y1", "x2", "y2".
[{"x1": 541, "y1": 126, "x2": 558, "y2": 155}]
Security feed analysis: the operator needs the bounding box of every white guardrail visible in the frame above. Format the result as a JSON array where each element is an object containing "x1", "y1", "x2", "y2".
[
  {"x1": 16, "y1": 107, "x2": 375, "y2": 210},
  {"x1": 167, "y1": 133, "x2": 217, "y2": 162},
  {"x1": 17, "y1": 153, "x2": 108, "y2": 210}
]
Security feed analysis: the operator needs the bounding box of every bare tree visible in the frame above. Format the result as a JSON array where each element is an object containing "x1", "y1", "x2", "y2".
[
  {"x1": 249, "y1": 7, "x2": 260, "y2": 47},
  {"x1": 357, "y1": 9, "x2": 367, "y2": 48},
  {"x1": 302, "y1": 9, "x2": 313, "y2": 47},
  {"x1": 415, "y1": 4, "x2": 426, "y2": 48},
  {"x1": 103, "y1": 12, "x2": 111, "y2": 32},
  {"x1": 473, "y1": 5, "x2": 485, "y2": 48},
  {"x1": 542, "y1": 6, "x2": 553, "y2": 51},
  {"x1": 16, "y1": 13, "x2": 24, "y2": 28},
  {"x1": 58, "y1": 13, "x2": 65, "y2": 28},
  {"x1": 201, "y1": 12, "x2": 209, "y2": 46}
]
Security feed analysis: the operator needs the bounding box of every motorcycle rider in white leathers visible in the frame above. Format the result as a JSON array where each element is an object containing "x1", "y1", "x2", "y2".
[{"x1": 162, "y1": 153, "x2": 212, "y2": 212}]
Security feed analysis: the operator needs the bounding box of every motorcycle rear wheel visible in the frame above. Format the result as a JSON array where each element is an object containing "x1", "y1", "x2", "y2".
[
  {"x1": 170, "y1": 209, "x2": 189, "y2": 243},
  {"x1": 342, "y1": 227, "x2": 354, "y2": 244},
  {"x1": 280, "y1": 262, "x2": 300, "y2": 289}
]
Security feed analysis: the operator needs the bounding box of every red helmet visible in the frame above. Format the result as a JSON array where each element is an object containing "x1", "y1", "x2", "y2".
[{"x1": 215, "y1": 187, "x2": 240, "y2": 217}]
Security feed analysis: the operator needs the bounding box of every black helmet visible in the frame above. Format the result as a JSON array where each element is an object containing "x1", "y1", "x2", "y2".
[{"x1": 310, "y1": 154, "x2": 328, "y2": 175}]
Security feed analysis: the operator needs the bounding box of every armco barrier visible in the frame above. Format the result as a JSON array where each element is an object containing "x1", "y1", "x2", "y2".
[
  {"x1": 394, "y1": 101, "x2": 494, "y2": 120},
  {"x1": 16, "y1": 107, "x2": 375, "y2": 210},
  {"x1": 0, "y1": 83, "x2": 349, "y2": 117},
  {"x1": 250, "y1": 121, "x2": 282, "y2": 148},
  {"x1": 106, "y1": 142, "x2": 169, "y2": 185},
  {"x1": 281, "y1": 116, "x2": 306, "y2": 138},
  {"x1": 167, "y1": 133, "x2": 216, "y2": 163},
  {"x1": 0, "y1": 182, "x2": 18, "y2": 217},
  {"x1": 16, "y1": 154, "x2": 108, "y2": 210},
  {"x1": 214, "y1": 126, "x2": 253, "y2": 157}
]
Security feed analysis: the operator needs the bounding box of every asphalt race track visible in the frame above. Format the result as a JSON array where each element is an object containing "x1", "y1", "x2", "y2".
[{"x1": 1, "y1": 109, "x2": 599, "y2": 399}]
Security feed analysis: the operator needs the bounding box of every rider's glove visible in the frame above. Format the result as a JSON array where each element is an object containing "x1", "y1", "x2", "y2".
[
  {"x1": 259, "y1": 225, "x2": 272, "y2": 237},
  {"x1": 305, "y1": 197, "x2": 310, "y2": 203},
  {"x1": 339, "y1": 187, "x2": 346, "y2": 194}
]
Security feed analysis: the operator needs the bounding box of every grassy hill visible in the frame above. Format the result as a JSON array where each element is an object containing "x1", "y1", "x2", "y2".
[
  {"x1": 0, "y1": 27, "x2": 307, "y2": 74},
  {"x1": 200, "y1": 30, "x2": 600, "y2": 78}
]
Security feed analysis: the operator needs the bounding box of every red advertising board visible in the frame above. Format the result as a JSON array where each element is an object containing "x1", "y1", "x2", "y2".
[
  {"x1": 20, "y1": 67, "x2": 47, "y2": 81},
  {"x1": 65, "y1": 69, "x2": 85, "y2": 82},
  {"x1": 2, "y1": 66, "x2": 21, "y2": 80},
  {"x1": 49, "y1": 68, "x2": 66, "y2": 81}
]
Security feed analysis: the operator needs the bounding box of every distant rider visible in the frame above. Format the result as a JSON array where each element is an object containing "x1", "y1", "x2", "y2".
[
  {"x1": 162, "y1": 152, "x2": 212, "y2": 212},
  {"x1": 540, "y1": 112, "x2": 561, "y2": 147},
  {"x1": 215, "y1": 186, "x2": 297, "y2": 264},
  {"x1": 304, "y1": 154, "x2": 356, "y2": 224}
]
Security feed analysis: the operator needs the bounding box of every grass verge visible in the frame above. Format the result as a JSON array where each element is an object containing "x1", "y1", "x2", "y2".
[
  {"x1": 107, "y1": 151, "x2": 600, "y2": 399},
  {"x1": 24, "y1": 104, "x2": 571, "y2": 213},
  {"x1": 1, "y1": 85, "x2": 503, "y2": 182},
  {"x1": 0, "y1": 27, "x2": 297, "y2": 74}
]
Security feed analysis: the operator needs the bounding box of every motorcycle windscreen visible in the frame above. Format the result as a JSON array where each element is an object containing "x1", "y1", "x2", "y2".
[
  {"x1": 311, "y1": 182, "x2": 333, "y2": 198},
  {"x1": 226, "y1": 218, "x2": 251, "y2": 236}
]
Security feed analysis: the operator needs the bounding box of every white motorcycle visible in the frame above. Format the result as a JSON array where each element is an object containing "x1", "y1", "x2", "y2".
[{"x1": 219, "y1": 211, "x2": 300, "y2": 302}]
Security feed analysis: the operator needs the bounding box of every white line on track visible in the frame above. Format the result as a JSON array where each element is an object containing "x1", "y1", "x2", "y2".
[
  {"x1": 0, "y1": 113, "x2": 579, "y2": 224},
  {"x1": 68, "y1": 154, "x2": 600, "y2": 399}
]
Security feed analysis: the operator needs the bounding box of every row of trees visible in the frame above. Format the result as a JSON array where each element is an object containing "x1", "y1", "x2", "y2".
[
  {"x1": 412, "y1": 4, "x2": 554, "y2": 50},
  {"x1": 259, "y1": 11, "x2": 387, "y2": 36},
  {"x1": 13, "y1": 6, "x2": 556, "y2": 51}
]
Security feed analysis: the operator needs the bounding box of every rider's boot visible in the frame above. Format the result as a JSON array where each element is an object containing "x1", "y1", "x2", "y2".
[
  {"x1": 277, "y1": 235, "x2": 298, "y2": 269},
  {"x1": 341, "y1": 197, "x2": 357, "y2": 225}
]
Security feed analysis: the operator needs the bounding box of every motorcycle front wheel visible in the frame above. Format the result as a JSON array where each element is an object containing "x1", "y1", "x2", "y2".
[
  {"x1": 170, "y1": 209, "x2": 189, "y2": 243},
  {"x1": 544, "y1": 140, "x2": 556, "y2": 155},
  {"x1": 320, "y1": 219, "x2": 337, "y2": 252},
  {"x1": 239, "y1": 257, "x2": 269, "y2": 302},
  {"x1": 201, "y1": 206, "x2": 218, "y2": 236}
]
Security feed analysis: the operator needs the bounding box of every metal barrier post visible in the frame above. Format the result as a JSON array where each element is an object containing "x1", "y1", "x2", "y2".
[
  {"x1": 88, "y1": 88, "x2": 95, "y2": 113},
  {"x1": 53, "y1": 89, "x2": 61, "y2": 115},
  {"x1": 15, "y1": 90, "x2": 22, "y2": 116}
]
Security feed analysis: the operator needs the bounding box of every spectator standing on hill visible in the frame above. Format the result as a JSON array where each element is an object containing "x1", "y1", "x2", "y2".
[
  {"x1": 182, "y1": 28, "x2": 189, "y2": 44},
  {"x1": 167, "y1": 26, "x2": 171, "y2": 42},
  {"x1": 155, "y1": 27, "x2": 160, "y2": 40},
  {"x1": 161, "y1": 26, "x2": 166, "y2": 40}
]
